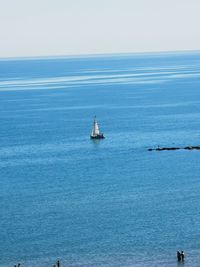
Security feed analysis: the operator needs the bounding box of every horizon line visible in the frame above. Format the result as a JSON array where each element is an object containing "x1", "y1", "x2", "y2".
[{"x1": 0, "y1": 48, "x2": 200, "y2": 61}]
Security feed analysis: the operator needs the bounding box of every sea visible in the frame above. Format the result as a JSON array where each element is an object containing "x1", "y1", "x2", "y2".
[{"x1": 0, "y1": 51, "x2": 200, "y2": 267}]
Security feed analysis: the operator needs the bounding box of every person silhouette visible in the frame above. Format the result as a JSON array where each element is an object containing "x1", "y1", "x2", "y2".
[
  {"x1": 177, "y1": 251, "x2": 181, "y2": 261},
  {"x1": 180, "y1": 251, "x2": 185, "y2": 261}
]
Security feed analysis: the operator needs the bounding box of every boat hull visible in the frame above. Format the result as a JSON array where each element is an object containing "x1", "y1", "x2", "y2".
[{"x1": 90, "y1": 134, "x2": 105, "y2": 139}]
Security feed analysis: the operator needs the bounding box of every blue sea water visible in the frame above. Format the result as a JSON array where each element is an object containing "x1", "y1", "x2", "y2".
[{"x1": 0, "y1": 52, "x2": 200, "y2": 267}]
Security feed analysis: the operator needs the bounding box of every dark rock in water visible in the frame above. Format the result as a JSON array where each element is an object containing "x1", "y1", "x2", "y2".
[
  {"x1": 155, "y1": 147, "x2": 180, "y2": 151},
  {"x1": 148, "y1": 145, "x2": 200, "y2": 151},
  {"x1": 184, "y1": 146, "x2": 192, "y2": 150},
  {"x1": 168, "y1": 147, "x2": 180, "y2": 150},
  {"x1": 184, "y1": 146, "x2": 200, "y2": 150}
]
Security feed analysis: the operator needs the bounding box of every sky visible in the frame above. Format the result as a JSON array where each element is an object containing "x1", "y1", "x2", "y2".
[{"x1": 0, "y1": 0, "x2": 200, "y2": 58}]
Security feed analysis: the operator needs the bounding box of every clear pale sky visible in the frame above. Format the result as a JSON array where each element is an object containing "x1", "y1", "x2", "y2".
[{"x1": 0, "y1": 0, "x2": 200, "y2": 58}]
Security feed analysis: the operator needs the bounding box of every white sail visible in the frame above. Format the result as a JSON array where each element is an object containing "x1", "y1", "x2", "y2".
[
  {"x1": 91, "y1": 118, "x2": 100, "y2": 136},
  {"x1": 94, "y1": 120, "x2": 100, "y2": 135}
]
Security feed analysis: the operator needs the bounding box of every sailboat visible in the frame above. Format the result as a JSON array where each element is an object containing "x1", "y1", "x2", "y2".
[{"x1": 90, "y1": 117, "x2": 105, "y2": 139}]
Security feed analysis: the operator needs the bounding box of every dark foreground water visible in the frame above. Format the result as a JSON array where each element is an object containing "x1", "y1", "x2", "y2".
[{"x1": 0, "y1": 52, "x2": 200, "y2": 267}]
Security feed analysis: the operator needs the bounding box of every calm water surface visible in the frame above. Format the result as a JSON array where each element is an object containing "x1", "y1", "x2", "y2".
[{"x1": 0, "y1": 52, "x2": 200, "y2": 266}]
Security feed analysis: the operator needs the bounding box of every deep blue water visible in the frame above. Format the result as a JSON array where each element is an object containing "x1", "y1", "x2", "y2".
[{"x1": 1, "y1": 52, "x2": 200, "y2": 267}]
